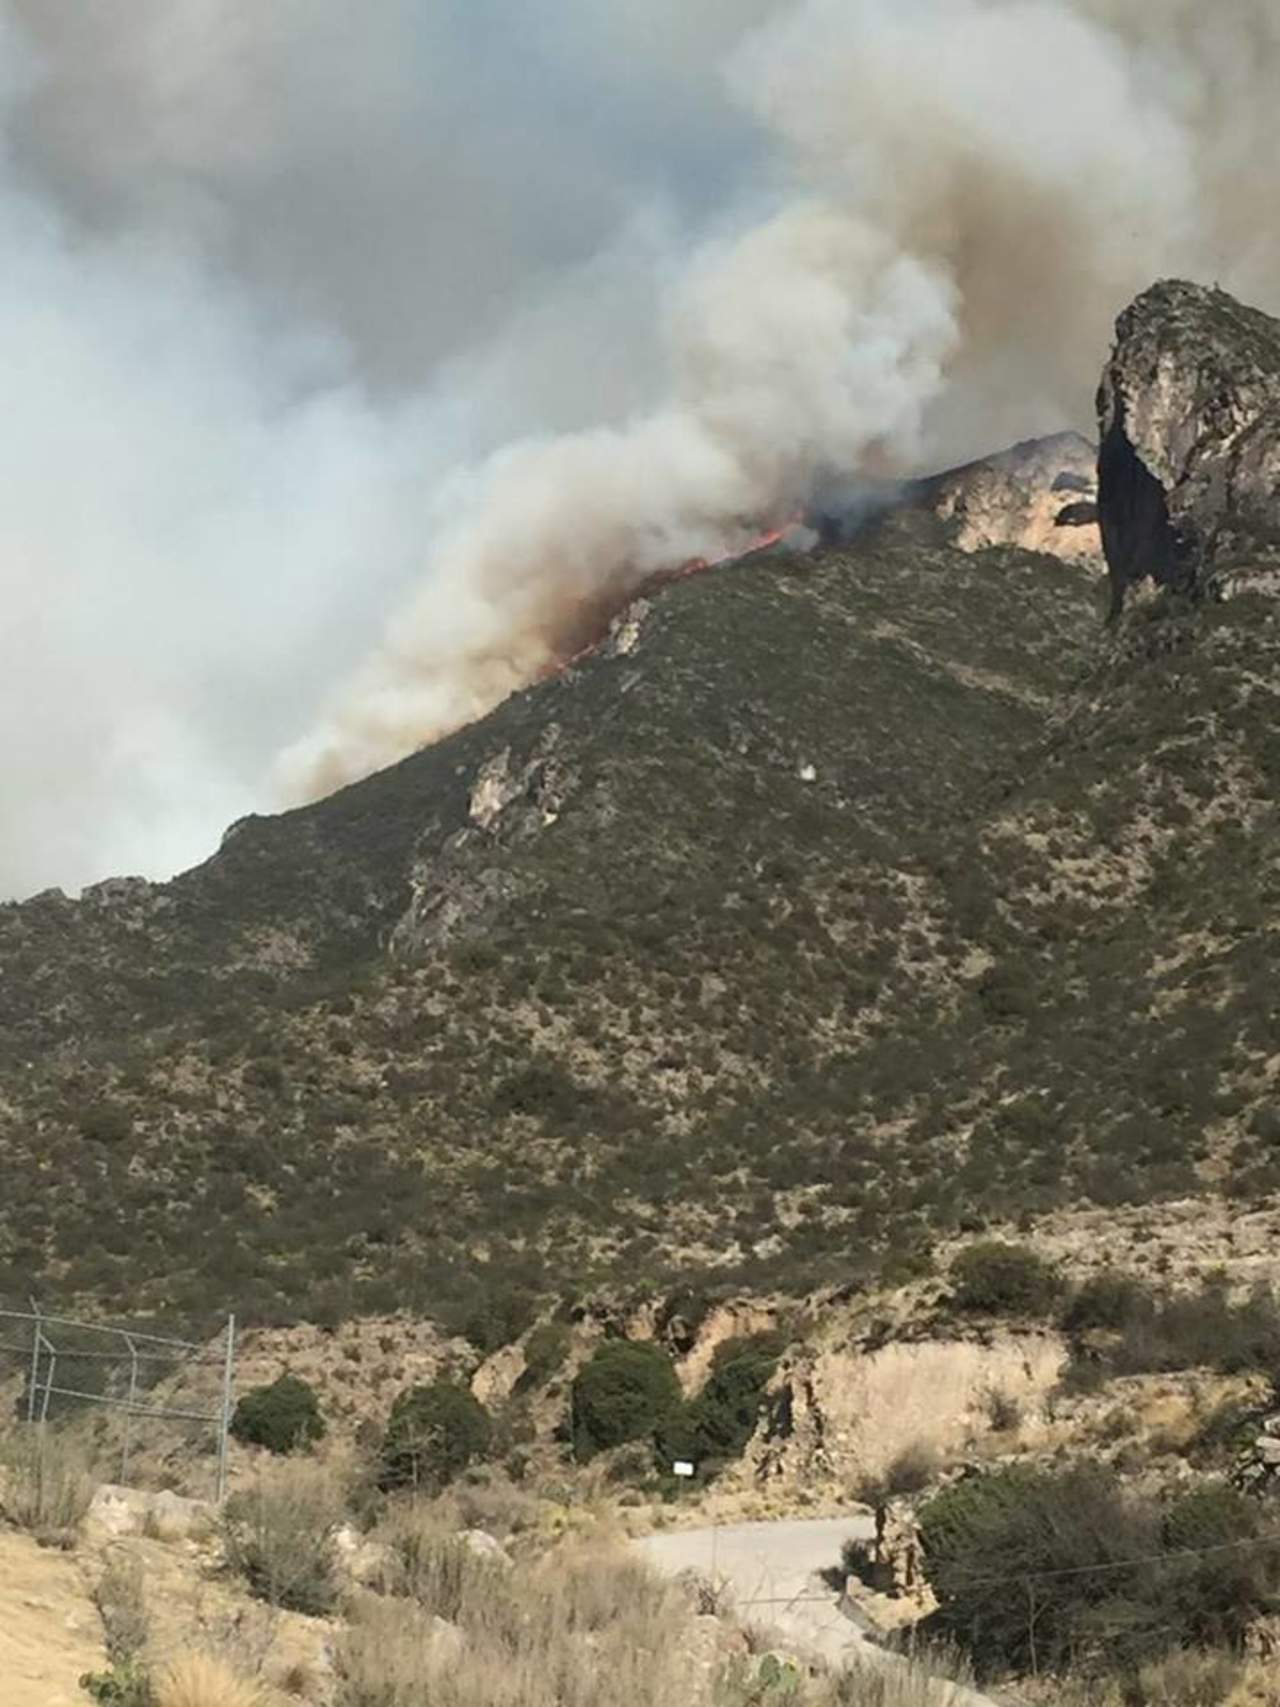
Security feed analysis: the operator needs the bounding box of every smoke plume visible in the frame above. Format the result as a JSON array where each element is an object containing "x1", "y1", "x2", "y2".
[{"x1": 2, "y1": 1, "x2": 1278, "y2": 897}]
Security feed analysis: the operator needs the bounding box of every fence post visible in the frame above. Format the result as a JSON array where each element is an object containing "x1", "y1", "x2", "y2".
[
  {"x1": 216, "y1": 1314, "x2": 236, "y2": 1503},
  {"x1": 121, "y1": 1335, "x2": 140, "y2": 1484},
  {"x1": 26, "y1": 1302, "x2": 40, "y2": 1425}
]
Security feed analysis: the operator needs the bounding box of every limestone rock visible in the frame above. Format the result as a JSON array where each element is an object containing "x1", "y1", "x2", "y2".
[
  {"x1": 1098, "y1": 279, "x2": 1280, "y2": 612},
  {"x1": 458, "y1": 1528, "x2": 512, "y2": 1568},
  {"x1": 333, "y1": 1523, "x2": 395, "y2": 1590},
  {"x1": 923, "y1": 432, "x2": 1105, "y2": 569},
  {"x1": 85, "y1": 1483, "x2": 210, "y2": 1544}
]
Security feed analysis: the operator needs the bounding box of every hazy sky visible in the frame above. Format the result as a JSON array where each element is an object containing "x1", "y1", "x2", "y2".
[{"x1": 2, "y1": 1, "x2": 1277, "y2": 899}]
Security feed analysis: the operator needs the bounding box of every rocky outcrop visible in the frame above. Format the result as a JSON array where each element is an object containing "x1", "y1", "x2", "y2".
[
  {"x1": 920, "y1": 432, "x2": 1104, "y2": 569},
  {"x1": 1098, "y1": 280, "x2": 1280, "y2": 613}
]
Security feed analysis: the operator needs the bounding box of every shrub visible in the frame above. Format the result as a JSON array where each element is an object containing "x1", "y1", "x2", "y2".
[
  {"x1": 1189, "y1": 1395, "x2": 1258, "y2": 1468},
  {"x1": 78, "y1": 1102, "x2": 132, "y2": 1145},
  {"x1": 920, "y1": 1464, "x2": 1280, "y2": 1682},
  {"x1": 0, "y1": 1425, "x2": 95, "y2": 1545},
  {"x1": 950, "y1": 1241, "x2": 1062, "y2": 1316},
  {"x1": 222, "y1": 1459, "x2": 342, "y2": 1615},
  {"x1": 677, "y1": 1335, "x2": 782, "y2": 1469},
  {"x1": 570, "y1": 1341, "x2": 682, "y2": 1461},
  {"x1": 1156, "y1": 1481, "x2": 1280, "y2": 1652},
  {"x1": 981, "y1": 1386, "x2": 1022, "y2": 1434},
  {"x1": 335, "y1": 1541, "x2": 687, "y2": 1707},
  {"x1": 378, "y1": 1506, "x2": 510, "y2": 1616},
  {"x1": 1061, "y1": 1270, "x2": 1153, "y2": 1333},
  {"x1": 519, "y1": 1321, "x2": 571, "y2": 1388},
  {"x1": 919, "y1": 1464, "x2": 1157, "y2": 1677},
  {"x1": 94, "y1": 1555, "x2": 149, "y2": 1667},
  {"x1": 462, "y1": 1289, "x2": 536, "y2": 1356},
  {"x1": 379, "y1": 1383, "x2": 493, "y2": 1492},
  {"x1": 1097, "y1": 1282, "x2": 1280, "y2": 1379},
  {"x1": 80, "y1": 1661, "x2": 154, "y2": 1707},
  {"x1": 230, "y1": 1375, "x2": 325, "y2": 1455},
  {"x1": 855, "y1": 1440, "x2": 941, "y2": 1508}
]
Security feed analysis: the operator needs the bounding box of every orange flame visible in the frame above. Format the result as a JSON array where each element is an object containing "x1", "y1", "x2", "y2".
[{"x1": 539, "y1": 514, "x2": 801, "y2": 683}]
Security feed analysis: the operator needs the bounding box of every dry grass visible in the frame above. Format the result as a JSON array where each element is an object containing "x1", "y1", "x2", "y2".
[
  {"x1": 95, "y1": 1552, "x2": 150, "y2": 1665},
  {"x1": 434, "y1": 1472, "x2": 541, "y2": 1540},
  {"x1": 221, "y1": 1457, "x2": 345, "y2": 1616},
  {"x1": 336, "y1": 1534, "x2": 691, "y2": 1707},
  {"x1": 152, "y1": 1652, "x2": 269, "y2": 1707},
  {"x1": 0, "y1": 1424, "x2": 95, "y2": 1545},
  {"x1": 1052, "y1": 1648, "x2": 1280, "y2": 1706}
]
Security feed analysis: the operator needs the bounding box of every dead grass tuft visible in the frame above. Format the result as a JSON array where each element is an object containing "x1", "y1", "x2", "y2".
[{"x1": 153, "y1": 1651, "x2": 269, "y2": 1707}]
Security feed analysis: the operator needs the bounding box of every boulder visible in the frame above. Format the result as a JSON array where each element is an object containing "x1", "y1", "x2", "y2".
[
  {"x1": 1098, "y1": 279, "x2": 1280, "y2": 613},
  {"x1": 332, "y1": 1524, "x2": 395, "y2": 1590},
  {"x1": 85, "y1": 1485, "x2": 149, "y2": 1541},
  {"x1": 84, "y1": 1484, "x2": 210, "y2": 1544},
  {"x1": 457, "y1": 1528, "x2": 512, "y2": 1568}
]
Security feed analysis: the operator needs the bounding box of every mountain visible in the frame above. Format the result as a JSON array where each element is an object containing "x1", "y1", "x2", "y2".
[{"x1": 3, "y1": 279, "x2": 1279, "y2": 1336}]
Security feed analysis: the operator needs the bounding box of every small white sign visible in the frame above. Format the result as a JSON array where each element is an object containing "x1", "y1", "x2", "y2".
[{"x1": 672, "y1": 1460, "x2": 696, "y2": 1478}]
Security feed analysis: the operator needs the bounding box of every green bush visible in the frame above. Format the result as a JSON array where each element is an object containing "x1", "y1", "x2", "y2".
[
  {"x1": 79, "y1": 1661, "x2": 153, "y2": 1706},
  {"x1": 950, "y1": 1241, "x2": 1062, "y2": 1317},
  {"x1": 1157, "y1": 1481, "x2": 1280, "y2": 1652},
  {"x1": 380, "y1": 1383, "x2": 493, "y2": 1492},
  {"x1": 570, "y1": 1341, "x2": 681, "y2": 1461},
  {"x1": 675, "y1": 1335, "x2": 782, "y2": 1470},
  {"x1": 78, "y1": 1102, "x2": 132, "y2": 1145},
  {"x1": 920, "y1": 1464, "x2": 1280, "y2": 1682},
  {"x1": 919, "y1": 1464, "x2": 1157, "y2": 1677},
  {"x1": 519, "y1": 1321, "x2": 571, "y2": 1388},
  {"x1": 230, "y1": 1374, "x2": 326, "y2": 1455},
  {"x1": 1061, "y1": 1270, "x2": 1153, "y2": 1333},
  {"x1": 463, "y1": 1289, "x2": 536, "y2": 1356},
  {"x1": 1111, "y1": 1282, "x2": 1280, "y2": 1378}
]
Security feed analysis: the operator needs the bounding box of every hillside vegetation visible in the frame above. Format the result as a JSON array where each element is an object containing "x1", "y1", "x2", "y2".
[
  {"x1": 5, "y1": 479, "x2": 1280, "y2": 1330},
  {"x1": 9, "y1": 272, "x2": 1280, "y2": 1338},
  {"x1": 2, "y1": 503, "x2": 1114, "y2": 1328}
]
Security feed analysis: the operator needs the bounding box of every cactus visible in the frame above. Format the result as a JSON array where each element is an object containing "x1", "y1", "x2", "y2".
[{"x1": 757, "y1": 1652, "x2": 802, "y2": 1696}]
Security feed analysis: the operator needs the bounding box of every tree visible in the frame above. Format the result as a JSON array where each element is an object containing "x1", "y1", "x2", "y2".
[
  {"x1": 230, "y1": 1374, "x2": 325, "y2": 1455},
  {"x1": 379, "y1": 1383, "x2": 492, "y2": 1491},
  {"x1": 570, "y1": 1341, "x2": 681, "y2": 1460}
]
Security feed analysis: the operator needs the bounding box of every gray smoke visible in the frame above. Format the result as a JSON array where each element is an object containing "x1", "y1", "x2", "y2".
[{"x1": 2, "y1": 1, "x2": 1277, "y2": 897}]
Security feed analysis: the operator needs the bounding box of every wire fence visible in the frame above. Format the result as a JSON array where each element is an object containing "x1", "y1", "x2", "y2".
[{"x1": 0, "y1": 1304, "x2": 236, "y2": 1500}]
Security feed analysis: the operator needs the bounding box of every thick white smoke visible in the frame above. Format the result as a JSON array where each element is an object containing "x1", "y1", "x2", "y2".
[{"x1": 2, "y1": 1, "x2": 1279, "y2": 895}]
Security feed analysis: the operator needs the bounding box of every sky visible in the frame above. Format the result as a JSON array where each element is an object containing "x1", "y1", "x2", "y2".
[{"x1": 2, "y1": 0, "x2": 1278, "y2": 899}]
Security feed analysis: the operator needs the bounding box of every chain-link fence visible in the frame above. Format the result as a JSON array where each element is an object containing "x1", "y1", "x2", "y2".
[{"x1": 0, "y1": 1305, "x2": 236, "y2": 1500}]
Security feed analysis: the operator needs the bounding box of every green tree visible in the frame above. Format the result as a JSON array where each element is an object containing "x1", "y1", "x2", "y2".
[
  {"x1": 230, "y1": 1374, "x2": 325, "y2": 1455},
  {"x1": 570, "y1": 1341, "x2": 681, "y2": 1460},
  {"x1": 379, "y1": 1383, "x2": 492, "y2": 1491}
]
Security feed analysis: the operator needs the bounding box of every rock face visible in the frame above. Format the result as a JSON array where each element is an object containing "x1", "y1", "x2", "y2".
[
  {"x1": 1098, "y1": 279, "x2": 1280, "y2": 613},
  {"x1": 919, "y1": 432, "x2": 1104, "y2": 569}
]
